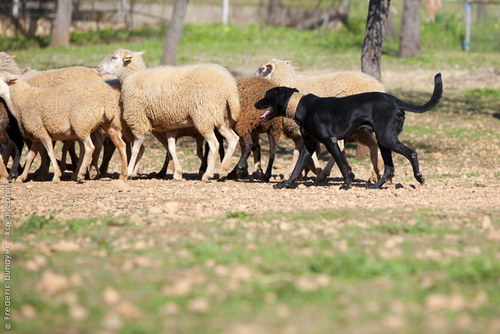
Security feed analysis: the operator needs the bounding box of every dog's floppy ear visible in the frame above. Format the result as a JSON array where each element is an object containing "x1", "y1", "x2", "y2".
[{"x1": 277, "y1": 87, "x2": 298, "y2": 109}]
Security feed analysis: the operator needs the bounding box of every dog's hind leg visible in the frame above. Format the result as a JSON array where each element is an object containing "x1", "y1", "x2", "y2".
[
  {"x1": 322, "y1": 136, "x2": 353, "y2": 190},
  {"x1": 393, "y1": 142, "x2": 424, "y2": 185},
  {"x1": 368, "y1": 145, "x2": 395, "y2": 189}
]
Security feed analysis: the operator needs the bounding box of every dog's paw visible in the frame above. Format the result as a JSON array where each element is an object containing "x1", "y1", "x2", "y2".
[
  {"x1": 339, "y1": 183, "x2": 351, "y2": 190},
  {"x1": 252, "y1": 169, "x2": 263, "y2": 180},
  {"x1": 274, "y1": 181, "x2": 289, "y2": 189},
  {"x1": 262, "y1": 176, "x2": 271, "y2": 183},
  {"x1": 226, "y1": 170, "x2": 238, "y2": 180}
]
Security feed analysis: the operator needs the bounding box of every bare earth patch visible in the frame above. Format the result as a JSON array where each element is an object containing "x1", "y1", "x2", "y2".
[{"x1": 7, "y1": 71, "x2": 500, "y2": 334}]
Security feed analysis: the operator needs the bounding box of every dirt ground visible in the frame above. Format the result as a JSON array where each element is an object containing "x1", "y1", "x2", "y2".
[
  {"x1": 8, "y1": 68, "x2": 500, "y2": 334},
  {"x1": 11, "y1": 70, "x2": 500, "y2": 224}
]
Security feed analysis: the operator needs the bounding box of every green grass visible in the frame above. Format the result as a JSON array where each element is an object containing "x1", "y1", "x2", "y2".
[
  {"x1": 5, "y1": 22, "x2": 500, "y2": 73},
  {"x1": 13, "y1": 208, "x2": 500, "y2": 333}
]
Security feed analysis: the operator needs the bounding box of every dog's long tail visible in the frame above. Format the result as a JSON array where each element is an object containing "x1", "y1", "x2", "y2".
[{"x1": 394, "y1": 73, "x2": 443, "y2": 113}]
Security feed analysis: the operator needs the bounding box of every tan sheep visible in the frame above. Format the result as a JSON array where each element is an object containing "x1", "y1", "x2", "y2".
[
  {"x1": 0, "y1": 53, "x2": 107, "y2": 179},
  {"x1": 97, "y1": 49, "x2": 240, "y2": 181},
  {"x1": 256, "y1": 58, "x2": 385, "y2": 183},
  {"x1": 0, "y1": 53, "x2": 129, "y2": 180},
  {"x1": 0, "y1": 72, "x2": 128, "y2": 182}
]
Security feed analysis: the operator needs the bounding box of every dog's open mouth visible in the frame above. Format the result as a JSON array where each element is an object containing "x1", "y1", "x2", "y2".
[{"x1": 259, "y1": 109, "x2": 271, "y2": 121}]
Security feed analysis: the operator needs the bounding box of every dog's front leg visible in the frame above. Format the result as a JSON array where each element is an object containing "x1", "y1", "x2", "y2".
[
  {"x1": 323, "y1": 136, "x2": 352, "y2": 190},
  {"x1": 275, "y1": 135, "x2": 317, "y2": 189}
]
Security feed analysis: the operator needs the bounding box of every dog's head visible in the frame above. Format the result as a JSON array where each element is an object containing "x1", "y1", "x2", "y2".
[{"x1": 255, "y1": 86, "x2": 298, "y2": 121}]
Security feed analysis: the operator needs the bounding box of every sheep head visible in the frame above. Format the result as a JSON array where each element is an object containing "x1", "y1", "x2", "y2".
[
  {"x1": 0, "y1": 52, "x2": 23, "y2": 75},
  {"x1": 0, "y1": 72, "x2": 19, "y2": 104},
  {"x1": 97, "y1": 49, "x2": 145, "y2": 76},
  {"x1": 255, "y1": 59, "x2": 295, "y2": 84}
]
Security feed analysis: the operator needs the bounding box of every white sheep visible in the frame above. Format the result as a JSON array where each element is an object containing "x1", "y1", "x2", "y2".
[
  {"x1": 97, "y1": 49, "x2": 240, "y2": 181},
  {"x1": 255, "y1": 58, "x2": 385, "y2": 183},
  {"x1": 0, "y1": 72, "x2": 128, "y2": 182}
]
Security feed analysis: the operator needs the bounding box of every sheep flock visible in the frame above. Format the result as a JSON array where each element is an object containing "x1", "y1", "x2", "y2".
[{"x1": 0, "y1": 49, "x2": 387, "y2": 187}]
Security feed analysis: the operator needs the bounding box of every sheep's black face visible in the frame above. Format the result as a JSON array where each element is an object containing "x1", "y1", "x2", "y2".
[{"x1": 255, "y1": 87, "x2": 298, "y2": 121}]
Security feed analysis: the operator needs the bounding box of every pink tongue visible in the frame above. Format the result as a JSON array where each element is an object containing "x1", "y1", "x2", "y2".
[{"x1": 259, "y1": 109, "x2": 270, "y2": 121}]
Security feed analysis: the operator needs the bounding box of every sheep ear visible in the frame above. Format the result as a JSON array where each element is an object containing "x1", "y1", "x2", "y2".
[
  {"x1": 21, "y1": 66, "x2": 30, "y2": 74},
  {"x1": 5, "y1": 73, "x2": 18, "y2": 84},
  {"x1": 9, "y1": 55, "x2": 16, "y2": 60},
  {"x1": 135, "y1": 51, "x2": 145, "y2": 57}
]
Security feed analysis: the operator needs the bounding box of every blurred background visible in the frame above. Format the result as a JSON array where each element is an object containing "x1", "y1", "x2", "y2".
[{"x1": 1, "y1": 0, "x2": 499, "y2": 54}]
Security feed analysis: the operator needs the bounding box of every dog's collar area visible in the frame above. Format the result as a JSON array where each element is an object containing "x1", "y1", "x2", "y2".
[{"x1": 285, "y1": 92, "x2": 303, "y2": 119}]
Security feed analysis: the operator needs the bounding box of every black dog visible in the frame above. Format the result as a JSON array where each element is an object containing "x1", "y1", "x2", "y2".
[{"x1": 255, "y1": 73, "x2": 443, "y2": 190}]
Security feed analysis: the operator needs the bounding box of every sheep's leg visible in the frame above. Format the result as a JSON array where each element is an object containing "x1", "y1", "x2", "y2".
[
  {"x1": 201, "y1": 131, "x2": 219, "y2": 182},
  {"x1": 196, "y1": 136, "x2": 207, "y2": 175},
  {"x1": 227, "y1": 136, "x2": 251, "y2": 180},
  {"x1": 6, "y1": 117, "x2": 24, "y2": 179},
  {"x1": 68, "y1": 141, "x2": 78, "y2": 172},
  {"x1": 352, "y1": 130, "x2": 383, "y2": 184},
  {"x1": 60, "y1": 141, "x2": 73, "y2": 171},
  {"x1": 132, "y1": 144, "x2": 145, "y2": 176},
  {"x1": 263, "y1": 131, "x2": 277, "y2": 182},
  {"x1": 195, "y1": 136, "x2": 204, "y2": 161},
  {"x1": 99, "y1": 137, "x2": 116, "y2": 175},
  {"x1": 9, "y1": 140, "x2": 23, "y2": 179},
  {"x1": 216, "y1": 130, "x2": 225, "y2": 162},
  {"x1": 39, "y1": 138, "x2": 62, "y2": 182},
  {"x1": 89, "y1": 132, "x2": 104, "y2": 180},
  {"x1": 0, "y1": 156, "x2": 8, "y2": 183},
  {"x1": 166, "y1": 131, "x2": 183, "y2": 181},
  {"x1": 16, "y1": 142, "x2": 41, "y2": 183},
  {"x1": 72, "y1": 141, "x2": 85, "y2": 181},
  {"x1": 286, "y1": 137, "x2": 302, "y2": 179},
  {"x1": 157, "y1": 151, "x2": 170, "y2": 179},
  {"x1": 34, "y1": 147, "x2": 50, "y2": 181},
  {"x1": 216, "y1": 125, "x2": 238, "y2": 180},
  {"x1": 76, "y1": 136, "x2": 95, "y2": 183},
  {"x1": 152, "y1": 131, "x2": 183, "y2": 180},
  {"x1": 106, "y1": 128, "x2": 128, "y2": 180},
  {"x1": 127, "y1": 135, "x2": 146, "y2": 177},
  {"x1": 316, "y1": 158, "x2": 335, "y2": 182},
  {"x1": 250, "y1": 132, "x2": 263, "y2": 179}
]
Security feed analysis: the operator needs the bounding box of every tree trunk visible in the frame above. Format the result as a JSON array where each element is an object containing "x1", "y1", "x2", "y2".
[
  {"x1": 361, "y1": 0, "x2": 390, "y2": 82},
  {"x1": 161, "y1": 0, "x2": 189, "y2": 65},
  {"x1": 399, "y1": 0, "x2": 420, "y2": 57},
  {"x1": 118, "y1": 0, "x2": 131, "y2": 26},
  {"x1": 266, "y1": 0, "x2": 282, "y2": 26},
  {"x1": 50, "y1": 0, "x2": 72, "y2": 48}
]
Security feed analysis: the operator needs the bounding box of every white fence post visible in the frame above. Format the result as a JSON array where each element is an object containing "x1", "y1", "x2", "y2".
[{"x1": 222, "y1": 0, "x2": 229, "y2": 25}]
